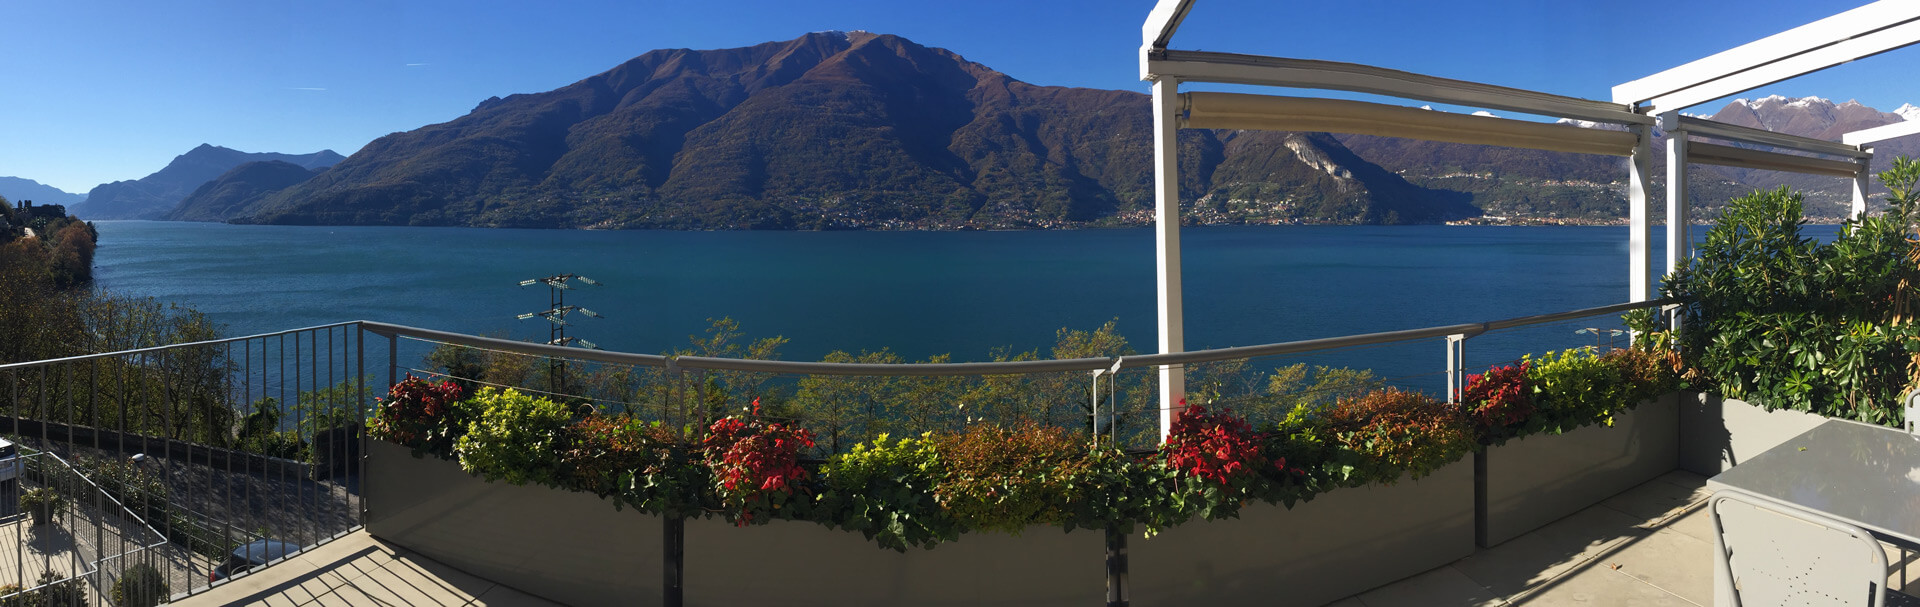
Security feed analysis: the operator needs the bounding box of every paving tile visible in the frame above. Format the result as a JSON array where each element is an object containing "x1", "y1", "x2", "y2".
[
  {"x1": 192, "y1": 567, "x2": 354, "y2": 607},
  {"x1": 1354, "y1": 566, "x2": 1503, "y2": 607},
  {"x1": 340, "y1": 560, "x2": 478, "y2": 607},
  {"x1": 1660, "y1": 507, "x2": 1717, "y2": 545},
  {"x1": 1601, "y1": 477, "x2": 1710, "y2": 526},
  {"x1": 1508, "y1": 567, "x2": 1695, "y2": 607},
  {"x1": 386, "y1": 553, "x2": 496, "y2": 602},
  {"x1": 1526, "y1": 506, "x2": 1648, "y2": 563},
  {"x1": 306, "y1": 582, "x2": 398, "y2": 607},
  {"x1": 1603, "y1": 528, "x2": 1716, "y2": 606},
  {"x1": 1324, "y1": 598, "x2": 1368, "y2": 607},
  {"x1": 1653, "y1": 470, "x2": 1711, "y2": 494},
  {"x1": 472, "y1": 584, "x2": 565, "y2": 606},
  {"x1": 1453, "y1": 532, "x2": 1594, "y2": 601}
]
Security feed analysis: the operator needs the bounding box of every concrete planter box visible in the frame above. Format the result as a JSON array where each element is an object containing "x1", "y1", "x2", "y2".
[
  {"x1": 365, "y1": 439, "x2": 1101, "y2": 606},
  {"x1": 1479, "y1": 393, "x2": 1680, "y2": 547},
  {"x1": 1129, "y1": 459, "x2": 1475, "y2": 607},
  {"x1": 686, "y1": 518, "x2": 1100, "y2": 606},
  {"x1": 1677, "y1": 392, "x2": 1828, "y2": 476},
  {"x1": 364, "y1": 439, "x2": 664, "y2": 606}
]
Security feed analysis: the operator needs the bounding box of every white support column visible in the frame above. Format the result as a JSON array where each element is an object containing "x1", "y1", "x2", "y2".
[
  {"x1": 1852, "y1": 147, "x2": 1874, "y2": 220},
  {"x1": 1628, "y1": 123, "x2": 1655, "y2": 343},
  {"x1": 1663, "y1": 116, "x2": 1690, "y2": 336},
  {"x1": 1152, "y1": 78, "x2": 1186, "y2": 441}
]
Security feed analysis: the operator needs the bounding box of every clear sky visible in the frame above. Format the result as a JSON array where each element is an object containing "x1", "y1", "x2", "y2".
[{"x1": 4, "y1": 0, "x2": 1914, "y2": 194}]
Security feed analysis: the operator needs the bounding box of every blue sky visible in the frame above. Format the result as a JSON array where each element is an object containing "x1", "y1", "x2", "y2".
[{"x1": 4, "y1": 0, "x2": 1913, "y2": 194}]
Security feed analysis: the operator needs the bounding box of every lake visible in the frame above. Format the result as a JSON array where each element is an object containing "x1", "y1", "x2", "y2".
[{"x1": 89, "y1": 221, "x2": 1757, "y2": 390}]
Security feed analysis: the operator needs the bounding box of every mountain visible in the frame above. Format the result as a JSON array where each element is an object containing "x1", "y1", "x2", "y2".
[
  {"x1": 1698, "y1": 95, "x2": 1920, "y2": 212},
  {"x1": 0, "y1": 177, "x2": 85, "y2": 207},
  {"x1": 239, "y1": 32, "x2": 1472, "y2": 228},
  {"x1": 166, "y1": 161, "x2": 328, "y2": 222},
  {"x1": 73, "y1": 145, "x2": 344, "y2": 220}
]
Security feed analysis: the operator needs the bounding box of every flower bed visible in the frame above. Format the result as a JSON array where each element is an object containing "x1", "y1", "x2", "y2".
[{"x1": 367, "y1": 376, "x2": 1486, "y2": 552}]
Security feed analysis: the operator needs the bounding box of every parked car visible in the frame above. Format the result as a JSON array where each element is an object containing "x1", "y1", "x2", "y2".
[
  {"x1": 0, "y1": 440, "x2": 19, "y2": 502},
  {"x1": 210, "y1": 539, "x2": 300, "y2": 582}
]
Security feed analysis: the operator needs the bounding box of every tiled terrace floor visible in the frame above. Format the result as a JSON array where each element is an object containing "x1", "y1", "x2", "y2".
[{"x1": 168, "y1": 469, "x2": 1917, "y2": 606}]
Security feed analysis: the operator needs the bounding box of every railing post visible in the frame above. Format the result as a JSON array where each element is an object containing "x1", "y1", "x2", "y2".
[
  {"x1": 1105, "y1": 524, "x2": 1130, "y2": 607},
  {"x1": 1445, "y1": 334, "x2": 1466, "y2": 402},
  {"x1": 664, "y1": 515, "x2": 685, "y2": 607}
]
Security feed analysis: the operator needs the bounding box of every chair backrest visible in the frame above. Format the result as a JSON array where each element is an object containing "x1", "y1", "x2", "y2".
[
  {"x1": 1711, "y1": 489, "x2": 1890, "y2": 607},
  {"x1": 1905, "y1": 390, "x2": 1920, "y2": 435}
]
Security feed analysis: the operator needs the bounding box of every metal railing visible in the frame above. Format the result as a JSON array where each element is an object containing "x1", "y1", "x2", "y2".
[{"x1": 0, "y1": 296, "x2": 1673, "y2": 601}]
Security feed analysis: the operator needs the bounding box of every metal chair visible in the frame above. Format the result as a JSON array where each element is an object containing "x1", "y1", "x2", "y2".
[{"x1": 1711, "y1": 489, "x2": 1920, "y2": 607}]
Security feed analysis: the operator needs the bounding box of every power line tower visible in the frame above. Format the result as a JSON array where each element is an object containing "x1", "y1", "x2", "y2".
[{"x1": 518, "y1": 273, "x2": 604, "y2": 394}]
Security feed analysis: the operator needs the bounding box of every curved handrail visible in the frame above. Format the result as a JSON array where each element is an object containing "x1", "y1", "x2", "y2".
[
  {"x1": 364, "y1": 297, "x2": 1678, "y2": 376},
  {"x1": 0, "y1": 299, "x2": 1675, "y2": 376}
]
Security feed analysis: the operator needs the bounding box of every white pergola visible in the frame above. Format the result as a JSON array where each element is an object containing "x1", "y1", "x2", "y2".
[{"x1": 1140, "y1": 0, "x2": 1920, "y2": 438}]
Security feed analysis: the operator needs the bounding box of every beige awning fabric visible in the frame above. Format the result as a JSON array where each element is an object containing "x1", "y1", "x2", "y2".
[
  {"x1": 1687, "y1": 141, "x2": 1862, "y2": 178},
  {"x1": 1183, "y1": 92, "x2": 1640, "y2": 157}
]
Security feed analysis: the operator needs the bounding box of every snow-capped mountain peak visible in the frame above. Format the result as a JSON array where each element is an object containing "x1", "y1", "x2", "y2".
[{"x1": 1898, "y1": 103, "x2": 1920, "y2": 122}]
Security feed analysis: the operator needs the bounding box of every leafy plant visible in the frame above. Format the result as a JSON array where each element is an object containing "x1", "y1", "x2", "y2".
[
  {"x1": 1458, "y1": 362, "x2": 1533, "y2": 445},
  {"x1": 1527, "y1": 348, "x2": 1634, "y2": 433},
  {"x1": 110, "y1": 564, "x2": 169, "y2": 607},
  {"x1": 560, "y1": 414, "x2": 702, "y2": 518},
  {"x1": 1322, "y1": 388, "x2": 1472, "y2": 484},
  {"x1": 816, "y1": 433, "x2": 956, "y2": 551},
  {"x1": 20, "y1": 487, "x2": 64, "y2": 526},
  {"x1": 1665, "y1": 180, "x2": 1920, "y2": 425},
  {"x1": 700, "y1": 400, "x2": 815, "y2": 526},
  {"x1": 932, "y1": 421, "x2": 1091, "y2": 534},
  {"x1": 455, "y1": 388, "x2": 573, "y2": 486},
  {"x1": 1163, "y1": 403, "x2": 1272, "y2": 496},
  {"x1": 369, "y1": 375, "x2": 468, "y2": 459}
]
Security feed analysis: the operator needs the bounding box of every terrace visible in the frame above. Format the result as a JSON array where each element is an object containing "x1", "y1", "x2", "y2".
[{"x1": 2, "y1": 1, "x2": 1919, "y2": 606}]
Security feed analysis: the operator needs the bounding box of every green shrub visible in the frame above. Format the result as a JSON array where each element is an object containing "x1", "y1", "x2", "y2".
[
  {"x1": 559, "y1": 414, "x2": 703, "y2": 518},
  {"x1": 455, "y1": 388, "x2": 574, "y2": 485},
  {"x1": 932, "y1": 422, "x2": 1092, "y2": 534},
  {"x1": 1666, "y1": 181, "x2": 1920, "y2": 425},
  {"x1": 1527, "y1": 348, "x2": 1633, "y2": 433},
  {"x1": 817, "y1": 433, "x2": 956, "y2": 551},
  {"x1": 1321, "y1": 388, "x2": 1472, "y2": 484},
  {"x1": 110, "y1": 564, "x2": 169, "y2": 607},
  {"x1": 21, "y1": 571, "x2": 86, "y2": 607}
]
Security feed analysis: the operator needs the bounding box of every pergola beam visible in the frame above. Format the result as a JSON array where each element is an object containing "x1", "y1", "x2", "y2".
[
  {"x1": 1614, "y1": 1, "x2": 1920, "y2": 113},
  {"x1": 1141, "y1": 0, "x2": 1197, "y2": 52},
  {"x1": 1149, "y1": 51, "x2": 1650, "y2": 126},
  {"x1": 1687, "y1": 141, "x2": 1864, "y2": 178},
  {"x1": 1677, "y1": 115, "x2": 1868, "y2": 159},
  {"x1": 1844, "y1": 119, "x2": 1920, "y2": 146},
  {"x1": 1184, "y1": 93, "x2": 1639, "y2": 156}
]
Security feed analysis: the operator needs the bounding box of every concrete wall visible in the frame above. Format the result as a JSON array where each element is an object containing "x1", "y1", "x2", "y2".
[
  {"x1": 1129, "y1": 459, "x2": 1475, "y2": 607},
  {"x1": 1481, "y1": 393, "x2": 1680, "y2": 547},
  {"x1": 367, "y1": 440, "x2": 1473, "y2": 606},
  {"x1": 1677, "y1": 393, "x2": 1828, "y2": 476},
  {"x1": 365, "y1": 440, "x2": 665, "y2": 606}
]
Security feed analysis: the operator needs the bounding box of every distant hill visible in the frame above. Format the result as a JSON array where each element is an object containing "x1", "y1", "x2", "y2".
[
  {"x1": 73, "y1": 145, "x2": 343, "y2": 220},
  {"x1": 239, "y1": 32, "x2": 1473, "y2": 228},
  {"x1": 0, "y1": 177, "x2": 85, "y2": 207},
  {"x1": 167, "y1": 161, "x2": 328, "y2": 222}
]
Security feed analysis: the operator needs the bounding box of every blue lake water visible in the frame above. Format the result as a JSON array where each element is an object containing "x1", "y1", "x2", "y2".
[{"x1": 89, "y1": 221, "x2": 1798, "y2": 390}]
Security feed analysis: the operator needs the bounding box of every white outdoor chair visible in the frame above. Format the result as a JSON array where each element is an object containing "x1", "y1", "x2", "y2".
[{"x1": 1711, "y1": 489, "x2": 1920, "y2": 607}]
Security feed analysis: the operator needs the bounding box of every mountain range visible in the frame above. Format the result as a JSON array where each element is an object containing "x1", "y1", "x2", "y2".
[
  {"x1": 68, "y1": 145, "x2": 342, "y2": 220},
  {"x1": 21, "y1": 33, "x2": 1919, "y2": 228},
  {"x1": 0, "y1": 177, "x2": 86, "y2": 207}
]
